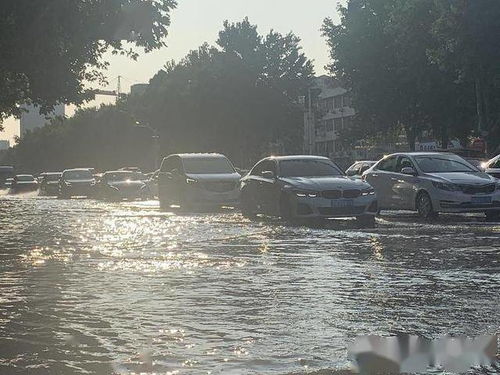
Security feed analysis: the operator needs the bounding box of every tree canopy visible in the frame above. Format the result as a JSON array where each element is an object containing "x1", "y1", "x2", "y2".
[
  {"x1": 322, "y1": 0, "x2": 500, "y2": 151},
  {"x1": 0, "y1": 0, "x2": 176, "y2": 124}
]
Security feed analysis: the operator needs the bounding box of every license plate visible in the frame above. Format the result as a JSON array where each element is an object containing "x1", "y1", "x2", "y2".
[
  {"x1": 331, "y1": 199, "x2": 353, "y2": 208},
  {"x1": 471, "y1": 196, "x2": 492, "y2": 204}
]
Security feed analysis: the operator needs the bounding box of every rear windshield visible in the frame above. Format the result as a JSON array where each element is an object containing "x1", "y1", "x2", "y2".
[
  {"x1": 63, "y1": 170, "x2": 93, "y2": 180},
  {"x1": 415, "y1": 155, "x2": 477, "y2": 173},
  {"x1": 16, "y1": 175, "x2": 35, "y2": 182},
  {"x1": 182, "y1": 158, "x2": 235, "y2": 174},
  {"x1": 279, "y1": 159, "x2": 343, "y2": 177}
]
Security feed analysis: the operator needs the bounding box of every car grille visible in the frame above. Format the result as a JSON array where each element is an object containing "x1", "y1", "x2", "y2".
[
  {"x1": 318, "y1": 206, "x2": 365, "y2": 216},
  {"x1": 460, "y1": 184, "x2": 495, "y2": 195},
  {"x1": 202, "y1": 182, "x2": 236, "y2": 193},
  {"x1": 321, "y1": 189, "x2": 361, "y2": 199}
]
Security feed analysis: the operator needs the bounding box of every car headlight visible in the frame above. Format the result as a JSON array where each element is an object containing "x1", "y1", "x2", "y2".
[
  {"x1": 361, "y1": 188, "x2": 375, "y2": 196},
  {"x1": 294, "y1": 190, "x2": 318, "y2": 198},
  {"x1": 432, "y1": 181, "x2": 459, "y2": 191},
  {"x1": 186, "y1": 178, "x2": 197, "y2": 184}
]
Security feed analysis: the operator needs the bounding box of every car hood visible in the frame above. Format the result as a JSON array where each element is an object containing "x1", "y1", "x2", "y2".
[
  {"x1": 108, "y1": 181, "x2": 145, "y2": 188},
  {"x1": 279, "y1": 176, "x2": 371, "y2": 191},
  {"x1": 185, "y1": 173, "x2": 241, "y2": 182},
  {"x1": 424, "y1": 172, "x2": 495, "y2": 185}
]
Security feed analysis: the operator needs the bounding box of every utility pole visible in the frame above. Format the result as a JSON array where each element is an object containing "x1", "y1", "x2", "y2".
[{"x1": 117, "y1": 75, "x2": 122, "y2": 103}]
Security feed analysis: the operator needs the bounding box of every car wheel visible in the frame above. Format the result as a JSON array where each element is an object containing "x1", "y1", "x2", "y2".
[
  {"x1": 279, "y1": 193, "x2": 294, "y2": 221},
  {"x1": 416, "y1": 191, "x2": 436, "y2": 220},
  {"x1": 240, "y1": 190, "x2": 256, "y2": 219},
  {"x1": 485, "y1": 210, "x2": 500, "y2": 222},
  {"x1": 357, "y1": 215, "x2": 376, "y2": 228}
]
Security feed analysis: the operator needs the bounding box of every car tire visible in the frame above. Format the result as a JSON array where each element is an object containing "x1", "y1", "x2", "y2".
[
  {"x1": 279, "y1": 193, "x2": 294, "y2": 221},
  {"x1": 357, "y1": 215, "x2": 376, "y2": 228},
  {"x1": 416, "y1": 191, "x2": 436, "y2": 220},
  {"x1": 485, "y1": 210, "x2": 500, "y2": 222},
  {"x1": 240, "y1": 190, "x2": 256, "y2": 219}
]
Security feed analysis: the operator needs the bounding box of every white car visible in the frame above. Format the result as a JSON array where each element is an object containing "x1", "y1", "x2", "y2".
[
  {"x1": 363, "y1": 152, "x2": 500, "y2": 219},
  {"x1": 483, "y1": 154, "x2": 500, "y2": 179},
  {"x1": 158, "y1": 153, "x2": 241, "y2": 210}
]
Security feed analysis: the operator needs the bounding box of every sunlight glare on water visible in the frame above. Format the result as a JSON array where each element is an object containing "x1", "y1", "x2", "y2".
[{"x1": 0, "y1": 196, "x2": 498, "y2": 374}]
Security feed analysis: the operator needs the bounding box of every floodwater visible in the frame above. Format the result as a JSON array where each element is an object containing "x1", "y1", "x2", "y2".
[{"x1": 0, "y1": 194, "x2": 498, "y2": 374}]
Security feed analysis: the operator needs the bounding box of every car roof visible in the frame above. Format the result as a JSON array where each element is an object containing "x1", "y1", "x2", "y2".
[
  {"x1": 41, "y1": 172, "x2": 62, "y2": 175},
  {"x1": 103, "y1": 170, "x2": 138, "y2": 174},
  {"x1": 16, "y1": 174, "x2": 34, "y2": 178},
  {"x1": 63, "y1": 168, "x2": 93, "y2": 172},
  {"x1": 386, "y1": 152, "x2": 458, "y2": 157},
  {"x1": 264, "y1": 155, "x2": 331, "y2": 162},
  {"x1": 166, "y1": 153, "x2": 228, "y2": 159}
]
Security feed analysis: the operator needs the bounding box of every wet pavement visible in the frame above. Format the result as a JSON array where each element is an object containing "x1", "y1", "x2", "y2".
[{"x1": 0, "y1": 193, "x2": 498, "y2": 374}]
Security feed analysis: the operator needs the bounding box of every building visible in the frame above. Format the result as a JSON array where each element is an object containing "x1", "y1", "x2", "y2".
[
  {"x1": 303, "y1": 76, "x2": 355, "y2": 166},
  {"x1": 130, "y1": 83, "x2": 149, "y2": 96},
  {"x1": 20, "y1": 103, "x2": 65, "y2": 136},
  {"x1": 0, "y1": 140, "x2": 9, "y2": 151}
]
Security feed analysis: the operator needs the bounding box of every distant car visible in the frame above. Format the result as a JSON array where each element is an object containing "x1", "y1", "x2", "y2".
[
  {"x1": 483, "y1": 154, "x2": 500, "y2": 179},
  {"x1": 363, "y1": 152, "x2": 500, "y2": 220},
  {"x1": 345, "y1": 161, "x2": 377, "y2": 179},
  {"x1": 159, "y1": 153, "x2": 241, "y2": 210},
  {"x1": 4, "y1": 178, "x2": 14, "y2": 188},
  {"x1": 39, "y1": 172, "x2": 62, "y2": 196},
  {"x1": 120, "y1": 167, "x2": 142, "y2": 173},
  {"x1": 0, "y1": 166, "x2": 15, "y2": 189},
  {"x1": 240, "y1": 155, "x2": 378, "y2": 226},
  {"x1": 96, "y1": 171, "x2": 151, "y2": 201},
  {"x1": 58, "y1": 168, "x2": 96, "y2": 198},
  {"x1": 9, "y1": 174, "x2": 38, "y2": 194}
]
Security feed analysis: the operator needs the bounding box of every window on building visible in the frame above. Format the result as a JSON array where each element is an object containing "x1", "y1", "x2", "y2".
[
  {"x1": 327, "y1": 141, "x2": 334, "y2": 154},
  {"x1": 335, "y1": 140, "x2": 343, "y2": 152},
  {"x1": 334, "y1": 95, "x2": 342, "y2": 108},
  {"x1": 343, "y1": 116, "x2": 352, "y2": 129},
  {"x1": 333, "y1": 118, "x2": 341, "y2": 132},
  {"x1": 316, "y1": 142, "x2": 327, "y2": 155},
  {"x1": 325, "y1": 119, "x2": 334, "y2": 132},
  {"x1": 343, "y1": 95, "x2": 352, "y2": 107}
]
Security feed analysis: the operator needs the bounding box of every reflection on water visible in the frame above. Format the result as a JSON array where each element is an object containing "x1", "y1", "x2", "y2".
[{"x1": 0, "y1": 196, "x2": 498, "y2": 374}]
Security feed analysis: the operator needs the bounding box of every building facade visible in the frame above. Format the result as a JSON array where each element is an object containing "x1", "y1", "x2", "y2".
[
  {"x1": 20, "y1": 103, "x2": 65, "y2": 137},
  {"x1": 304, "y1": 76, "x2": 355, "y2": 167}
]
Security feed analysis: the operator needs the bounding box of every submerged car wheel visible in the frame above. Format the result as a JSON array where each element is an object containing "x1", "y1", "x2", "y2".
[
  {"x1": 240, "y1": 190, "x2": 256, "y2": 219},
  {"x1": 416, "y1": 191, "x2": 436, "y2": 219},
  {"x1": 357, "y1": 215, "x2": 376, "y2": 228},
  {"x1": 279, "y1": 193, "x2": 294, "y2": 221},
  {"x1": 485, "y1": 210, "x2": 500, "y2": 222}
]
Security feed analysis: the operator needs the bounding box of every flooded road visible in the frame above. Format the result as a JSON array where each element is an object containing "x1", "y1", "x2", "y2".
[{"x1": 0, "y1": 195, "x2": 498, "y2": 374}]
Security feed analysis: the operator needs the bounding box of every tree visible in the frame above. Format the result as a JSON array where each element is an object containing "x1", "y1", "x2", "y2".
[
  {"x1": 322, "y1": 0, "x2": 477, "y2": 150},
  {"x1": 0, "y1": 0, "x2": 176, "y2": 125}
]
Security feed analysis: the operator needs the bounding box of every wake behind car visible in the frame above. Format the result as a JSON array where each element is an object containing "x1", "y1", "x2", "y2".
[
  {"x1": 159, "y1": 153, "x2": 241, "y2": 210},
  {"x1": 9, "y1": 175, "x2": 38, "y2": 194},
  {"x1": 363, "y1": 152, "x2": 500, "y2": 219},
  {"x1": 58, "y1": 168, "x2": 96, "y2": 198},
  {"x1": 39, "y1": 172, "x2": 62, "y2": 196},
  {"x1": 96, "y1": 171, "x2": 151, "y2": 201},
  {"x1": 240, "y1": 155, "x2": 378, "y2": 226}
]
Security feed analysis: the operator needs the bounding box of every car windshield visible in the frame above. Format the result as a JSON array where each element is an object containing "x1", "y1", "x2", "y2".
[
  {"x1": 44, "y1": 174, "x2": 62, "y2": 182},
  {"x1": 182, "y1": 158, "x2": 235, "y2": 174},
  {"x1": 64, "y1": 170, "x2": 93, "y2": 180},
  {"x1": 415, "y1": 155, "x2": 478, "y2": 173},
  {"x1": 279, "y1": 159, "x2": 343, "y2": 177},
  {"x1": 106, "y1": 172, "x2": 144, "y2": 182},
  {"x1": 16, "y1": 175, "x2": 35, "y2": 182}
]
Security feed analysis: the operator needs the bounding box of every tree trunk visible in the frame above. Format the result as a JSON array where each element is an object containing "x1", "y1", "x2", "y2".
[
  {"x1": 405, "y1": 124, "x2": 416, "y2": 151},
  {"x1": 441, "y1": 123, "x2": 449, "y2": 149},
  {"x1": 475, "y1": 66, "x2": 486, "y2": 135}
]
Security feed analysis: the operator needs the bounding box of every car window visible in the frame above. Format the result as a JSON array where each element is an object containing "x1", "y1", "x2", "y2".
[
  {"x1": 492, "y1": 158, "x2": 500, "y2": 169},
  {"x1": 161, "y1": 156, "x2": 182, "y2": 173},
  {"x1": 396, "y1": 156, "x2": 415, "y2": 173},
  {"x1": 251, "y1": 160, "x2": 276, "y2": 176},
  {"x1": 415, "y1": 155, "x2": 477, "y2": 173},
  {"x1": 376, "y1": 156, "x2": 398, "y2": 172},
  {"x1": 182, "y1": 157, "x2": 235, "y2": 174},
  {"x1": 346, "y1": 163, "x2": 361, "y2": 176},
  {"x1": 279, "y1": 159, "x2": 342, "y2": 177}
]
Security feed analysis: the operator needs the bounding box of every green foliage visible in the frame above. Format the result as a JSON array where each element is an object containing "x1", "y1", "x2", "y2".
[
  {"x1": 128, "y1": 18, "x2": 314, "y2": 166},
  {"x1": 0, "y1": 0, "x2": 176, "y2": 123},
  {"x1": 322, "y1": 0, "x2": 489, "y2": 150},
  {"x1": 4, "y1": 18, "x2": 314, "y2": 171},
  {"x1": 1, "y1": 106, "x2": 156, "y2": 173}
]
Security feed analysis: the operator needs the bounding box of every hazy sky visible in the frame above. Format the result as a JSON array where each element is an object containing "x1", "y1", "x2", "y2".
[{"x1": 1, "y1": 0, "x2": 342, "y2": 143}]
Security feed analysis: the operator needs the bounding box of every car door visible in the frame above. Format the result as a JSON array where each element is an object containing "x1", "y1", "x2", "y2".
[
  {"x1": 159, "y1": 156, "x2": 183, "y2": 203},
  {"x1": 258, "y1": 160, "x2": 279, "y2": 214},
  {"x1": 392, "y1": 156, "x2": 419, "y2": 209},
  {"x1": 243, "y1": 160, "x2": 269, "y2": 212},
  {"x1": 366, "y1": 156, "x2": 398, "y2": 209}
]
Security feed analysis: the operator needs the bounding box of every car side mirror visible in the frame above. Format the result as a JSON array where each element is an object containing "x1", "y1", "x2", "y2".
[
  {"x1": 401, "y1": 167, "x2": 417, "y2": 176},
  {"x1": 261, "y1": 171, "x2": 275, "y2": 179}
]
